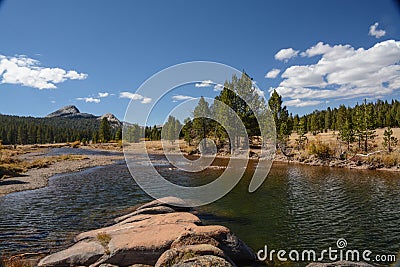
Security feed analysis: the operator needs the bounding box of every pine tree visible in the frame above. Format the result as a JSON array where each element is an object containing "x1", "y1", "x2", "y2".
[
  {"x1": 181, "y1": 118, "x2": 194, "y2": 146},
  {"x1": 268, "y1": 90, "x2": 290, "y2": 145},
  {"x1": 193, "y1": 97, "x2": 211, "y2": 151},
  {"x1": 361, "y1": 99, "x2": 376, "y2": 153},
  {"x1": 383, "y1": 126, "x2": 398, "y2": 152},
  {"x1": 162, "y1": 115, "x2": 180, "y2": 144},
  {"x1": 339, "y1": 118, "x2": 355, "y2": 151},
  {"x1": 295, "y1": 117, "x2": 307, "y2": 150},
  {"x1": 115, "y1": 127, "x2": 122, "y2": 141},
  {"x1": 99, "y1": 117, "x2": 111, "y2": 143}
]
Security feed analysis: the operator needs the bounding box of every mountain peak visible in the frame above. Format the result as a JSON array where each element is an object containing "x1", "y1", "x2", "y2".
[
  {"x1": 98, "y1": 113, "x2": 122, "y2": 127},
  {"x1": 46, "y1": 105, "x2": 80, "y2": 118},
  {"x1": 45, "y1": 105, "x2": 95, "y2": 119}
]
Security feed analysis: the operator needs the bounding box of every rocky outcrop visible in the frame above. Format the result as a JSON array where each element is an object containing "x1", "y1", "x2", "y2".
[
  {"x1": 306, "y1": 261, "x2": 375, "y2": 267},
  {"x1": 98, "y1": 113, "x2": 122, "y2": 128},
  {"x1": 38, "y1": 197, "x2": 256, "y2": 267},
  {"x1": 46, "y1": 105, "x2": 80, "y2": 118},
  {"x1": 46, "y1": 105, "x2": 96, "y2": 119}
]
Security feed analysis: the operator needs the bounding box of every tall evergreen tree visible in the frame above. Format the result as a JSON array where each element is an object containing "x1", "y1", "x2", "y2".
[
  {"x1": 193, "y1": 97, "x2": 211, "y2": 151},
  {"x1": 99, "y1": 117, "x2": 111, "y2": 142},
  {"x1": 268, "y1": 90, "x2": 290, "y2": 146},
  {"x1": 383, "y1": 126, "x2": 398, "y2": 152}
]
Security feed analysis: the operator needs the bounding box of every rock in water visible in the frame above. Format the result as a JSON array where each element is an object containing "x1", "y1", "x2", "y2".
[
  {"x1": 171, "y1": 255, "x2": 234, "y2": 267},
  {"x1": 155, "y1": 244, "x2": 233, "y2": 267},
  {"x1": 38, "y1": 198, "x2": 256, "y2": 267}
]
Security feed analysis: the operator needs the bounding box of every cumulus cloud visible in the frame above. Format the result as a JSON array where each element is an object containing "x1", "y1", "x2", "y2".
[
  {"x1": 274, "y1": 48, "x2": 299, "y2": 61},
  {"x1": 271, "y1": 40, "x2": 400, "y2": 107},
  {"x1": 265, "y1": 68, "x2": 281, "y2": 78},
  {"x1": 76, "y1": 97, "x2": 100, "y2": 103},
  {"x1": 369, "y1": 22, "x2": 386, "y2": 38},
  {"x1": 119, "y1": 92, "x2": 152, "y2": 104},
  {"x1": 141, "y1": 97, "x2": 152, "y2": 104},
  {"x1": 0, "y1": 54, "x2": 87, "y2": 89},
  {"x1": 172, "y1": 95, "x2": 196, "y2": 101},
  {"x1": 213, "y1": 84, "x2": 224, "y2": 91},
  {"x1": 300, "y1": 42, "x2": 332, "y2": 57},
  {"x1": 195, "y1": 80, "x2": 213, "y2": 87},
  {"x1": 98, "y1": 92, "x2": 109, "y2": 98}
]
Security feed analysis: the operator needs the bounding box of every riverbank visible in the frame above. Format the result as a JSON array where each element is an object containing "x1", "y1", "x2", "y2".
[
  {"x1": 1, "y1": 140, "x2": 399, "y2": 197},
  {"x1": 0, "y1": 144, "x2": 124, "y2": 196},
  {"x1": 273, "y1": 152, "x2": 400, "y2": 172},
  {"x1": 142, "y1": 139, "x2": 400, "y2": 172}
]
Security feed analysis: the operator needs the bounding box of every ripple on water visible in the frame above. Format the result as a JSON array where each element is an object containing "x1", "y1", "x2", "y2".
[{"x1": 0, "y1": 157, "x2": 399, "y2": 264}]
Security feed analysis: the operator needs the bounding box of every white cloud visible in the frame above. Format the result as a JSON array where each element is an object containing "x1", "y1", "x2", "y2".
[
  {"x1": 141, "y1": 97, "x2": 152, "y2": 104},
  {"x1": 300, "y1": 42, "x2": 332, "y2": 57},
  {"x1": 213, "y1": 84, "x2": 224, "y2": 91},
  {"x1": 0, "y1": 54, "x2": 87, "y2": 89},
  {"x1": 283, "y1": 98, "x2": 322, "y2": 107},
  {"x1": 119, "y1": 91, "x2": 152, "y2": 104},
  {"x1": 195, "y1": 80, "x2": 213, "y2": 87},
  {"x1": 172, "y1": 95, "x2": 196, "y2": 101},
  {"x1": 369, "y1": 22, "x2": 386, "y2": 38},
  {"x1": 265, "y1": 68, "x2": 281, "y2": 78},
  {"x1": 274, "y1": 48, "x2": 299, "y2": 61},
  {"x1": 76, "y1": 97, "x2": 100, "y2": 103},
  {"x1": 273, "y1": 40, "x2": 400, "y2": 104},
  {"x1": 98, "y1": 92, "x2": 109, "y2": 98}
]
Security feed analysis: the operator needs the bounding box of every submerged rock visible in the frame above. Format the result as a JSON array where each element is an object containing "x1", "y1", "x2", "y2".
[
  {"x1": 155, "y1": 244, "x2": 233, "y2": 267},
  {"x1": 38, "y1": 197, "x2": 256, "y2": 267},
  {"x1": 38, "y1": 240, "x2": 105, "y2": 267},
  {"x1": 171, "y1": 255, "x2": 234, "y2": 267}
]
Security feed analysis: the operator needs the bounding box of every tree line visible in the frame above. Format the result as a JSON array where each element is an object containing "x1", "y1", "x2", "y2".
[
  {"x1": 0, "y1": 115, "x2": 121, "y2": 145},
  {"x1": 1, "y1": 72, "x2": 399, "y2": 153},
  {"x1": 125, "y1": 72, "x2": 400, "y2": 156}
]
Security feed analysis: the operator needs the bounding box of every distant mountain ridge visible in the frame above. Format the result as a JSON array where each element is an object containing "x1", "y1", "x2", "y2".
[
  {"x1": 46, "y1": 105, "x2": 96, "y2": 119},
  {"x1": 46, "y1": 105, "x2": 121, "y2": 127},
  {"x1": 0, "y1": 105, "x2": 122, "y2": 145}
]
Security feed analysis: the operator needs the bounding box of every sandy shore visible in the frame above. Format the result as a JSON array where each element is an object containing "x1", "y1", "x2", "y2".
[
  {"x1": 0, "y1": 147, "x2": 124, "y2": 197},
  {"x1": 1, "y1": 141, "x2": 398, "y2": 197}
]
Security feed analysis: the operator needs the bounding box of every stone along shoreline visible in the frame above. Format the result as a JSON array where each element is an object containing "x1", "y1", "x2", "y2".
[
  {"x1": 36, "y1": 197, "x2": 379, "y2": 267},
  {"x1": 37, "y1": 197, "x2": 256, "y2": 267}
]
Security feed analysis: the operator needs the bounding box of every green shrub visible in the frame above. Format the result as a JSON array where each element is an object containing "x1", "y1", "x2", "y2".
[
  {"x1": 307, "y1": 139, "x2": 334, "y2": 159},
  {"x1": 70, "y1": 141, "x2": 80, "y2": 148}
]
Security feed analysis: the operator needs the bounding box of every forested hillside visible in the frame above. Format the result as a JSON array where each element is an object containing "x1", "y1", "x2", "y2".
[{"x1": 0, "y1": 114, "x2": 121, "y2": 145}]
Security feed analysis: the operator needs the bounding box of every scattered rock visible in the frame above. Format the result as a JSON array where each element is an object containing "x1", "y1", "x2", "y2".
[
  {"x1": 171, "y1": 255, "x2": 234, "y2": 267},
  {"x1": 190, "y1": 225, "x2": 256, "y2": 265},
  {"x1": 155, "y1": 244, "x2": 232, "y2": 267},
  {"x1": 38, "y1": 240, "x2": 105, "y2": 267},
  {"x1": 170, "y1": 232, "x2": 220, "y2": 249},
  {"x1": 38, "y1": 198, "x2": 255, "y2": 267},
  {"x1": 136, "y1": 196, "x2": 191, "y2": 212},
  {"x1": 114, "y1": 206, "x2": 176, "y2": 223}
]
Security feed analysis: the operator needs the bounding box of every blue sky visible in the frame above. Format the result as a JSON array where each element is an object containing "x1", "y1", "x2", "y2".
[{"x1": 0, "y1": 0, "x2": 399, "y2": 125}]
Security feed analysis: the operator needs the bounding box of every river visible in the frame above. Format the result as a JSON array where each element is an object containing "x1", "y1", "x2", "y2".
[{"x1": 0, "y1": 149, "x2": 399, "y2": 266}]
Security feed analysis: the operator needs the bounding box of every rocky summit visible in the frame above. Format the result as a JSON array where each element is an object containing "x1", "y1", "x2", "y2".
[
  {"x1": 45, "y1": 105, "x2": 96, "y2": 119},
  {"x1": 98, "y1": 113, "x2": 122, "y2": 127},
  {"x1": 37, "y1": 197, "x2": 256, "y2": 267}
]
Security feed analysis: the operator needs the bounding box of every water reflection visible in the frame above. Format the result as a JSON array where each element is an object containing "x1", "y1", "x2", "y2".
[{"x1": 0, "y1": 156, "x2": 399, "y2": 266}]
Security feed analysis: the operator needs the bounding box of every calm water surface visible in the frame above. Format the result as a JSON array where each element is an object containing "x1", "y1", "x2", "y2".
[{"x1": 0, "y1": 149, "x2": 399, "y2": 265}]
